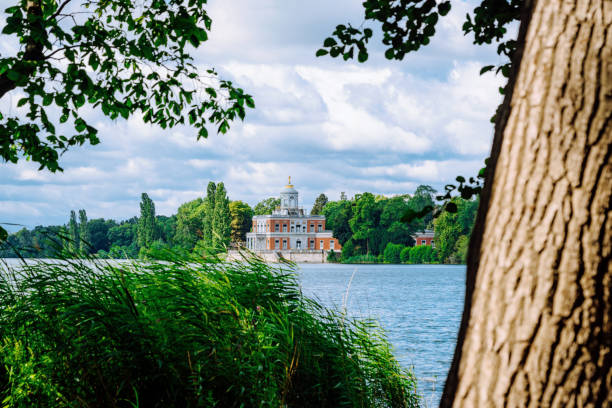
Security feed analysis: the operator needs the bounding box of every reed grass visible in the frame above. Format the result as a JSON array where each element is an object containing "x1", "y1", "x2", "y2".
[{"x1": 0, "y1": 251, "x2": 418, "y2": 407}]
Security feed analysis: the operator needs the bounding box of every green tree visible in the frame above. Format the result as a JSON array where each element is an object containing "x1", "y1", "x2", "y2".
[
  {"x1": 310, "y1": 193, "x2": 328, "y2": 215},
  {"x1": 253, "y1": 197, "x2": 281, "y2": 215},
  {"x1": 322, "y1": 200, "x2": 353, "y2": 245},
  {"x1": 229, "y1": 200, "x2": 253, "y2": 244},
  {"x1": 201, "y1": 182, "x2": 217, "y2": 247},
  {"x1": 434, "y1": 199, "x2": 477, "y2": 264},
  {"x1": 383, "y1": 243, "x2": 404, "y2": 264},
  {"x1": 349, "y1": 193, "x2": 379, "y2": 254},
  {"x1": 87, "y1": 218, "x2": 115, "y2": 253},
  {"x1": 78, "y1": 209, "x2": 89, "y2": 254},
  {"x1": 405, "y1": 185, "x2": 436, "y2": 231},
  {"x1": 137, "y1": 193, "x2": 157, "y2": 249},
  {"x1": 174, "y1": 198, "x2": 205, "y2": 250},
  {"x1": 400, "y1": 246, "x2": 411, "y2": 264},
  {"x1": 68, "y1": 210, "x2": 79, "y2": 252},
  {"x1": 156, "y1": 215, "x2": 176, "y2": 245},
  {"x1": 107, "y1": 222, "x2": 136, "y2": 248},
  {"x1": 211, "y1": 182, "x2": 231, "y2": 251},
  {"x1": 0, "y1": 0, "x2": 254, "y2": 172}
]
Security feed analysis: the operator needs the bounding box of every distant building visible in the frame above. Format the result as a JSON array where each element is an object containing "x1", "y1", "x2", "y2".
[
  {"x1": 245, "y1": 178, "x2": 342, "y2": 252},
  {"x1": 412, "y1": 229, "x2": 435, "y2": 248}
]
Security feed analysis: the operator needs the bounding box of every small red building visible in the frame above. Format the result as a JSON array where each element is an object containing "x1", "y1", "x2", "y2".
[{"x1": 412, "y1": 229, "x2": 435, "y2": 248}]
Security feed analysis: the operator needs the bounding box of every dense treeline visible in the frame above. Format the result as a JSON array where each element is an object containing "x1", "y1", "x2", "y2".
[
  {"x1": 1, "y1": 184, "x2": 476, "y2": 263},
  {"x1": 321, "y1": 185, "x2": 478, "y2": 264}
]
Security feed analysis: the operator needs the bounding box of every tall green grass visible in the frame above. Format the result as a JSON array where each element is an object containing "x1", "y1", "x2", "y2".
[{"x1": 0, "y1": 252, "x2": 418, "y2": 407}]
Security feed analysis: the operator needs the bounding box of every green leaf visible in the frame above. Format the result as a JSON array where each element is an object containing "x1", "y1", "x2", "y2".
[
  {"x1": 445, "y1": 202, "x2": 458, "y2": 213},
  {"x1": 245, "y1": 96, "x2": 255, "y2": 109},
  {"x1": 6, "y1": 70, "x2": 20, "y2": 81},
  {"x1": 43, "y1": 94, "x2": 53, "y2": 106},
  {"x1": 74, "y1": 94, "x2": 85, "y2": 108},
  {"x1": 17, "y1": 98, "x2": 28, "y2": 107},
  {"x1": 384, "y1": 49, "x2": 395, "y2": 59},
  {"x1": 0, "y1": 226, "x2": 7, "y2": 242},
  {"x1": 75, "y1": 119, "x2": 86, "y2": 132},
  {"x1": 401, "y1": 205, "x2": 434, "y2": 223},
  {"x1": 315, "y1": 49, "x2": 328, "y2": 57},
  {"x1": 479, "y1": 65, "x2": 494, "y2": 75},
  {"x1": 438, "y1": 2, "x2": 451, "y2": 16},
  {"x1": 357, "y1": 50, "x2": 368, "y2": 63},
  {"x1": 323, "y1": 37, "x2": 337, "y2": 47}
]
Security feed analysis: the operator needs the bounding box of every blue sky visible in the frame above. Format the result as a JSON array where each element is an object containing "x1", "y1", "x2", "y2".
[{"x1": 0, "y1": 0, "x2": 508, "y2": 231}]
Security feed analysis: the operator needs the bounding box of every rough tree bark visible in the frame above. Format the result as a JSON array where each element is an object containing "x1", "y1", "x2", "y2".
[{"x1": 441, "y1": 0, "x2": 611, "y2": 406}]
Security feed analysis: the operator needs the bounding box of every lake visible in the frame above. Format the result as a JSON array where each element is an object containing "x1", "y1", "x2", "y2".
[{"x1": 296, "y1": 263, "x2": 465, "y2": 407}]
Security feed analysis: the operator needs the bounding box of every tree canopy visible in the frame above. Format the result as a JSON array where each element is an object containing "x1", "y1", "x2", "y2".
[{"x1": 0, "y1": 0, "x2": 254, "y2": 172}]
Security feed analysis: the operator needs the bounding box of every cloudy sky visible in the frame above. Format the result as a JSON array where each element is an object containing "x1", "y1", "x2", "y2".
[{"x1": 1, "y1": 0, "x2": 509, "y2": 231}]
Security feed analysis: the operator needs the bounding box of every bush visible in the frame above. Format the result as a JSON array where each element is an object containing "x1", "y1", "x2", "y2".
[
  {"x1": 383, "y1": 243, "x2": 404, "y2": 264},
  {"x1": 341, "y1": 239, "x2": 355, "y2": 260},
  {"x1": 343, "y1": 254, "x2": 379, "y2": 264},
  {"x1": 326, "y1": 250, "x2": 339, "y2": 263},
  {"x1": 0, "y1": 254, "x2": 418, "y2": 407},
  {"x1": 400, "y1": 247, "x2": 411, "y2": 263}
]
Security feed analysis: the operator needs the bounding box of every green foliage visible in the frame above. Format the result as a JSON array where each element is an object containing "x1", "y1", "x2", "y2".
[
  {"x1": 253, "y1": 197, "x2": 281, "y2": 215},
  {"x1": 174, "y1": 198, "x2": 206, "y2": 250},
  {"x1": 0, "y1": 0, "x2": 254, "y2": 171},
  {"x1": 201, "y1": 181, "x2": 217, "y2": 247},
  {"x1": 311, "y1": 193, "x2": 328, "y2": 215},
  {"x1": 317, "y1": 0, "x2": 519, "y2": 86},
  {"x1": 383, "y1": 243, "x2": 404, "y2": 264},
  {"x1": 342, "y1": 254, "x2": 379, "y2": 264},
  {"x1": 77, "y1": 209, "x2": 89, "y2": 254},
  {"x1": 434, "y1": 198, "x2": 478, "y2": 264},
  {"x1": 326, "y1": 250, "x2": 340, "y2": 263},
  {"x1": 211, "y1": 182, "x2": 231, "y2": 251},
  {"x1": 322, "y1": 200, "x2": 353, "y2": 245},
  {"x1": 349, "y1": 192, "x2": 379, "y2": 254},
  {"x1": 0, "y1": 254, "x2": 419, "y2": 407},
  {"x1": 408, "y1": 245, "x2": 436, "y2": 264},
  {"x1": 137, "y1": 192, "x2": 157, "y2": 249},
  {"x1": 68, "y1": 210, "x2": 79, "y2": 252},
  {"x1": 400, "y1": 246, "x2": 411, "y2": 263},
  {"x1": 229, "y1": 200, "x2": 254, "y2": 244}
]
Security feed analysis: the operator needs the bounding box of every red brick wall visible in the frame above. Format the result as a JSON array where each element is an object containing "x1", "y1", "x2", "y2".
[{"x1": 415, "y1": 237, "x2": 433, "y2": 246}]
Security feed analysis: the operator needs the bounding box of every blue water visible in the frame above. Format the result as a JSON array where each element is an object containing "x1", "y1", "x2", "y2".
[{"x1": 296, "y1": 264, "x2": 465, "y2": 407}]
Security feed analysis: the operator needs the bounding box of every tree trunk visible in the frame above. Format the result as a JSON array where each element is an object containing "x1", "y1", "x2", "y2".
[{"x1": 441, "y1": 0, "x2": 611, "y2": 406}]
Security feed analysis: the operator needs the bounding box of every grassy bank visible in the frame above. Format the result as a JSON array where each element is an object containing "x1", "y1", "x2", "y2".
[{"x1": 0, "y1": 253, "x2": 418, "y2": 407}]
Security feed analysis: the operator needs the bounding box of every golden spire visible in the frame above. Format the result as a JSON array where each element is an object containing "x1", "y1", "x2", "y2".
[{"x1": 286, "y1": 176, "x2": 294, "y2": 188}]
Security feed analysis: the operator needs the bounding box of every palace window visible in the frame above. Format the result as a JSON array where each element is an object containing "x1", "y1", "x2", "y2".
[
  {"x1": 330, "y1": 240, "x2": 334, "y2": 249},
  {"x1": 318, "y1": 225, "x2": 322, "y2": 232},
  {"x1": 310, "y1": 224, "x2": 314, "y2": 231},
  {"x1": 302, "y1": 225, "x2": 306, "y2": 233},
  {"x1": 275, "y1": 239, "x2": 279, "y2": 249},
  {"x1": 283, "y1": 225, "x2": 287, "y2": 232},
  {"x1": 291, "y1": 225, "x2": 294, "y2": 232},
  {"x1": 320, "y1": 240, "x2": 324, "y2": 249},
  {"x1": 283, "y1": 240, "x2": 287, "y2": 249},
  {"x1": 421, "y1": 240, "x2": 426, "y2": 245},
  {"x1": 431, "y1": 240, "x2": 435, "y2": 248},
  {"x1": 310, "y1": 240, "x2": 314, "y2": 249},
  {"x1": 275, "y1": 224, "x2": 279, "y2": 232},
  {"x1": 296, "y1": 240, "x2": 301, "y2": 249}
]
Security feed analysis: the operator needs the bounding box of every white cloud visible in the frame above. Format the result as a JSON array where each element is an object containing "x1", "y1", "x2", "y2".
[{"x1": 0, "y1": 0, "x2": 506, "y2": 230}]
